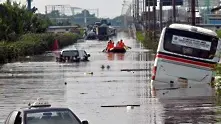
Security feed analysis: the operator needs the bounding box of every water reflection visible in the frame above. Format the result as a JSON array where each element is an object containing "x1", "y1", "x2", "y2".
[
  {"x1": 116, "y1": 53, "x2": 125, "y2": 60},
  {"x1": 106, "y1": 53, "x2": 125, "y2": 61},
  {"x1": 107, "y1": 53, "x2": 115, "y2": 61},
  {"x1": 162, "y1": 97, "x2": 217, "y2": 123}
]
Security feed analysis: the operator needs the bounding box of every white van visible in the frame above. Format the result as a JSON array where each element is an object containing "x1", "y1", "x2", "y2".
[{"x1": 151, "y1": 24, "x2": 221, "y2": 97}]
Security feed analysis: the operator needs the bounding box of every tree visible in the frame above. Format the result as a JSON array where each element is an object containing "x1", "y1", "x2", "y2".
[{"x1": 0, "y1": 1, "x2": 52, "y2": 41}]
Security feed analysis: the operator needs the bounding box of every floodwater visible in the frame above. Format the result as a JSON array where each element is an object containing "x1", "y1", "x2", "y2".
[{"x1": 0, "y1": 32, "x2": 221, "y2": 124}]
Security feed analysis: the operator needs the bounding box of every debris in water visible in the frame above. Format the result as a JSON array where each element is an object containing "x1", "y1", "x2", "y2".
[
  {"x1": 126, "y1": 106, "x2": 134, "y2": 110},
  {"x1": 101, "y1": 65, "x2": 105, "y2": 69},
  {"x1": 80, "y1": 93, "x2": 88, "y2": 94},
  {"x1": 126, "y1": 106, "x2": 135, "y2": 112},
  {"x1": 107, "y1": 65, "x2": 110, "y2": 69},
  {"x1": 101, "y1": 104, "x2": 140, "y2": 108},
  {"x1": 84, "y1": 72, "x2": 93, "y2": 75},
  {"x1": 121, "y1": 69, "x2": 150, "y2": 72}
]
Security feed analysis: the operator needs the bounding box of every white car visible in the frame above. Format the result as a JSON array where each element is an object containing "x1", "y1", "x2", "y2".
[{"x1": 56, "y1": 49, "x2": 91, "y2": 62}]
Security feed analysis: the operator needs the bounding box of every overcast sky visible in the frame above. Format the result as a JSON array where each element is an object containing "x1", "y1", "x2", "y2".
[{"x1": 1, "y1": 0, "x2": 127, "y2": 18}]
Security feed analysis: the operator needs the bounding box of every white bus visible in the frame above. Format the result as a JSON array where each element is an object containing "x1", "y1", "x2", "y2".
[{"x1": 151, "y1": 24, "x2": 221, "y2": 96}]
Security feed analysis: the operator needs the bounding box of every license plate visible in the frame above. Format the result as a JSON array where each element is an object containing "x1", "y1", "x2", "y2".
[{"x1": 178, "y1": 78, "x2": 188, "y2": 83}]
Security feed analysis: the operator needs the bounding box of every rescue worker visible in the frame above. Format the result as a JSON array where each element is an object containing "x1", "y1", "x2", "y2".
[
  {"x1": 106, "y1": 40, "x2": 114, "y2": 51},
  {"x1": 119, "y1": 39, "x2": 125, "y2": 48},
  {"x1": 116, "y1": 41, "x2": 121, "y2": 48},
  {"x1": 110, "y1": 40, "x2": 114, "y2": 49},
  {"x1": 116, "y1": 39, "x2": 125, "y2": 48}
]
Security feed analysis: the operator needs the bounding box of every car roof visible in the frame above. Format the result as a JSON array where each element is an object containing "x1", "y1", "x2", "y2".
[{"x1": 21, "y1": 107, "x2": 72, "y2": 113}]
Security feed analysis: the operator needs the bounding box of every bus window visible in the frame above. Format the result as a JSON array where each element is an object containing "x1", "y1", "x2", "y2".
[{"x1": 163, "y1": 28, "x2": 218, "y2": 59}]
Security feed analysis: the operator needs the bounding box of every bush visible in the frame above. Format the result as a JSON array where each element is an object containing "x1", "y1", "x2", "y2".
[
  {"x1": 217, "y1": 29, "x2": 221, "y2": 38},
  {"x1": 136, "y1": 31, "x2": 158, "y2": 52},
  {"x1": 0, "y1": 33, "x2": 80, "y2": 64}
]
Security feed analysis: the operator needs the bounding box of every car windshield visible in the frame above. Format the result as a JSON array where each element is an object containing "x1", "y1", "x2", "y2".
[
  {"x1": 163, "y1": 28, "x2": 218, "y2": 59},
  {"x1": 25, "y1": 110, "x2": 81, "y2": 124}
]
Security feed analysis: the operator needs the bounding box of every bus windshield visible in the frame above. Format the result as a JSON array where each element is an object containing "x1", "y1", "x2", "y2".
[{"x1": 163, "y1": 28, "x2": 218, "y2": 59}]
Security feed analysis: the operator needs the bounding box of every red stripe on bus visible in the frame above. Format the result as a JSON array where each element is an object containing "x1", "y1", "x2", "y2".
[{"x1": 156, "y1": 54, "x2": 215, "y2": 69}]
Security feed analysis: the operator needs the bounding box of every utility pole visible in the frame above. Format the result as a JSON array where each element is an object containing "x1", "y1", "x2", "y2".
[
  {"x1": 148, "y1": 0, "x2": 150, "y2": 34},
  {"x1": 159, "y1": 0, "x2": 163, "y2": 31},
  {"x1": 143, "y1": 0, "x2": 145, "y2": 15},
  {"x1": 132, "y1": 0, "x2": 135, "y2": 19},
  {"x1": 144, "y1": 0, "x2": 147, "y2": 31},
  {"x1": 144, "y1": 0, "x2": 147, "y2": 39},
  {"x1": 153, "y1": 0, "x2": 156, "y2": 40},
  {"x1": 191, "y1": 0, "x2": 196, "y2": 25},
  {"x1": 172, "y1": 0, "x2": 176, "y2": 23},
  {"x1": 136, "y1": 0, "x2": 139, "y2": 22},
  {"x1": 134, "y1": 0, "x2": 137, "y2": 20},
  {"x1": 84, "y1": 10, "x2": 87, "y2": 28}
]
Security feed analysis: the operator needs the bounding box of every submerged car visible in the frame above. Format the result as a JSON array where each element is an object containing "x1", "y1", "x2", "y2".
[
  {"x1": 56, "y1": 49, "x2": 91, "y2": 62},
  {"x1": 5, "y1": 98, "x2": 89, "y2": 124}
]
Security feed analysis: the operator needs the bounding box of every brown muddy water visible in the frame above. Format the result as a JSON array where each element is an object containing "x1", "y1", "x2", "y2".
[{"x1": 0, "y1": 32, "x2": 221, "y2": 124}]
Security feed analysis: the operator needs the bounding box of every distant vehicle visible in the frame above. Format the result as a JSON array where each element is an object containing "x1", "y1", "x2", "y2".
[
  {"x1": 151, "y1": 23, "x2": 221, "y2": 89},
  {"x1": 100, "y1": 19, "x2": 111, "y2": 26},
  {"x1": 109, "y1": 26, "x2": 117, "y2": 37},
  {"x1": 85, "y1": 31, "x2": 96, "y2": 40},
  {"x1": 4, "y1": 98, "x2": 89, "y2": 124},
  {"x1": 96, "y1": 24, "x2": 109, "y2": 40},
  {"x1": 56, "y1": 49, "x2": 90, "y2": 62}
]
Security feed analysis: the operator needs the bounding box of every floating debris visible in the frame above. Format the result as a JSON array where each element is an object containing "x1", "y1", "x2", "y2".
[
  {"x1": 121, "y1": 69, "x2": 151, "y2": 72},
  {"x1": 126, "y1": 106, "x2": 135, "y2": 110},
  {"x1": 84, "y1": 72, "x2": 93, "y2": 75},
  {"x1": 101, "y1": 104, "x2": 140, "y2": 108},
  {"x1": 107, "y1": 65, "x2": 110, "y2": 69},
  {"x1": 80, "y1": 93, "x2": 88, "y2": 94},
  {"x1": 101, "y1": 65, "x2": 105, "y2": 69}
]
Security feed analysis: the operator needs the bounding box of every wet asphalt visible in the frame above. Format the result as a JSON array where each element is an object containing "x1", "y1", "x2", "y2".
[{"x1": 0, "y1": 32, "x2": 221, "y2": 124}]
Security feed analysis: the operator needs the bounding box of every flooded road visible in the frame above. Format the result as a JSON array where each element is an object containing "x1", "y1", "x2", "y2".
[{"x1": 0, "y1": 32, "x2": 221, "y2": 124}]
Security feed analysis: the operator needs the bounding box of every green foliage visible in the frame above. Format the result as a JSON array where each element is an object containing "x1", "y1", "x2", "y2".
[
  {"x1": 136, "y1": 31, "x2": 158, "y2": 52},
  {"x1": 0, "y1": 1, "x2": 52, "y2": 41},
  {"x1": 214, "y1": 30, "x2": 221, "y2": 105},
  {"x1": 217, "y1": 29, "x2": 221, "y2": 38},
  {"x1": 0, "y1": 33, "x2": 80, "y2": 64}
]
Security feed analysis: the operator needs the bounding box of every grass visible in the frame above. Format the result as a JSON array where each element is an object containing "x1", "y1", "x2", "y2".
[{"x1": 136, "y1": 31, "x2": 159, "y2": 52}]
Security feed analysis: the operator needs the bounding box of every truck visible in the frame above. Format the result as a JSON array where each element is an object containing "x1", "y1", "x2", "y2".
[{"x1": 96, "y1": 24, "x2": 110, "y2": 40}]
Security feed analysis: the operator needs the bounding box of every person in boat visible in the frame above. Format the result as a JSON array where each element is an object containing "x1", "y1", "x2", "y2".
[
  {"x1": 106, "y1": 40, "x2": 114, "y2": 51},
  {"x1": 116, "y1": 39, "x2": 125, "y2": 48},
  {"x1": 116, "y1": 41, "x2": 120, "y2": 48}
]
